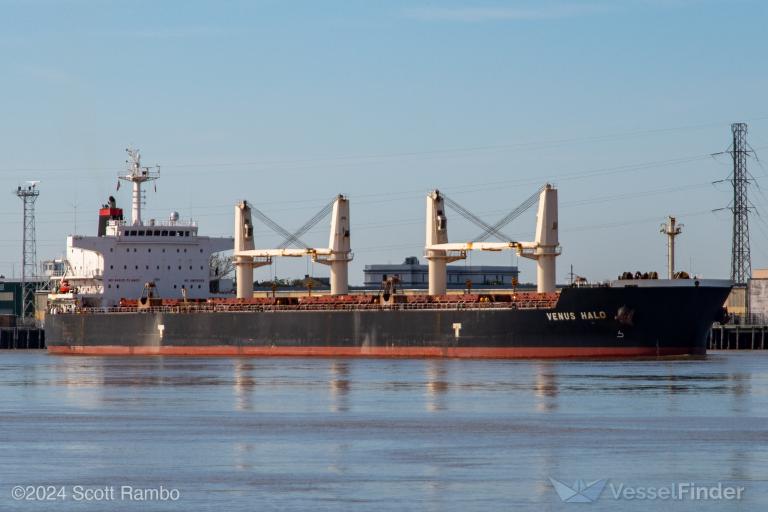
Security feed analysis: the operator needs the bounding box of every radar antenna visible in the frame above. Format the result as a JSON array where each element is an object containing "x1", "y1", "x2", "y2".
[{"x1": 119, "y1": 147, "x2": 159, "y2": 226}]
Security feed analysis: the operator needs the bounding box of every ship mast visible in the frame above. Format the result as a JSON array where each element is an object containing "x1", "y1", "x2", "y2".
[
  {"x1": 660, "y1": 216, "x2": 683, "y2": 279},
  {"x1": 119, "y1": 147, "x2": 159, "y2": 226}
]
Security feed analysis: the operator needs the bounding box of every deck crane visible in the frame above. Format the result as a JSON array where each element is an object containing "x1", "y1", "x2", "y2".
[
  {"x1": 426, "y1": 185, "x2": 560, "y2": 294},
  {"x1": 234, "y1": 195, "x2": 352, "y2": 298}
]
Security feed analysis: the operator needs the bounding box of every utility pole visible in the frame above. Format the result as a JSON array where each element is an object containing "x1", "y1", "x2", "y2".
[
  {"x1": 730, "y1": 123, "x2": 751, "y2": 286},
  {"x1": 15, "y1": 181, "x2": 40, "y2": 322},
  {"x1": 660, "y1": 216, "x2": 683, "y2": 279}
]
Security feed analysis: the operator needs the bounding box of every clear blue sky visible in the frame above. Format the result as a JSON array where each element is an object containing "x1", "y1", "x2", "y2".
[{"x1": 1, "y1": 0, "x2": 767, "y2": 285}]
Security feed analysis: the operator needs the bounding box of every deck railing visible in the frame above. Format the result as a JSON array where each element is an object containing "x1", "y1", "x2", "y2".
[{"x1": 57, "y1": 300, "x2": 557, "y2": 315}]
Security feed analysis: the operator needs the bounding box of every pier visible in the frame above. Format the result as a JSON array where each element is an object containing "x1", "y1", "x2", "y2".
[
  {"x1": 709, "y1": 324, "x2": 768, "y2": 350},
  {"x1": 0, "y1": 327, "x2": 45, "y2": 349}
]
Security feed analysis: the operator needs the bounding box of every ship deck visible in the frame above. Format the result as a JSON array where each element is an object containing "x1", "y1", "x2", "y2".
[{"x1": 54, "y1": 292, "x2": 561, "y2": 314}]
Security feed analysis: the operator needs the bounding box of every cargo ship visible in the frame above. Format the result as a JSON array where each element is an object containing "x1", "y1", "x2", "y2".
[{"x1": 45, "y1": 149, "x2": 731, "y2": 358}]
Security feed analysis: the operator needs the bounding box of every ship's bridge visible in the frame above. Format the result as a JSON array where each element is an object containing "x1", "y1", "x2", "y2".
[{"x1": 106, "y1": 218, "x2": 199, "y2": 238}]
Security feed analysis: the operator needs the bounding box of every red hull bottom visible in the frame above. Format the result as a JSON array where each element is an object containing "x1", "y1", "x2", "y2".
[{"x1": 47, "y1": 345, "x2": 699, "y2": 358}]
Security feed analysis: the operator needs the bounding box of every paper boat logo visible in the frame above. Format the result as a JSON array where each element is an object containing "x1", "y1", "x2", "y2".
[{"x1": 549, "y1": 477, "x2": 608, "y2": 503}]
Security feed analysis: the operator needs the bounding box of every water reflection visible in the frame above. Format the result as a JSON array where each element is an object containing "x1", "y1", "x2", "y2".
[
  {"x1": 425, "y1": 360, "x2": 448, "y2": 412},
  {"x1": 1, "y1": 353, "x2": 766, "y2": 511},
  {"x1": 233, "y1": 442, "x2": 255, "y2": 471},
  {"x1": 329, "y1": 361, "x2": 350, "y2": 412},
  {"x1": 534, "y1": 363, "x2": 558, "y2": 412},
  {"x1": 233, "y1": 359, "x2": 256, "y2": 411},
  {"x1": 54, "y1": 359, "x2": 105, "y2": 409}
]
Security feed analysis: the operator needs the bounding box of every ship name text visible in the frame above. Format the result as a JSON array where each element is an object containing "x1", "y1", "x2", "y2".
[{"x1": 546, "y1": 311, "x2": 608, "y2": 321}]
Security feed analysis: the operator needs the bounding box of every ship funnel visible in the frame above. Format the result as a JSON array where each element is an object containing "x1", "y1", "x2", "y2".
[{"x1": 235, "y1": 201, "x2": 255, "y2": 299}]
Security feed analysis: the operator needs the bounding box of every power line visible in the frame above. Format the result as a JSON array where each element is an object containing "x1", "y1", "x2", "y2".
[{"x1": 4, "y1": 116, "x2": 768, "y2": 174}]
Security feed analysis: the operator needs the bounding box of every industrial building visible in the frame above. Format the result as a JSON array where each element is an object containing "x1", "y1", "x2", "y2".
[
  {"x1": 363, "y1": 257, "x2": 520, "y2": 289},
  {"x1": 0, "y1": 278, "x2": 47, "y2": 316}
]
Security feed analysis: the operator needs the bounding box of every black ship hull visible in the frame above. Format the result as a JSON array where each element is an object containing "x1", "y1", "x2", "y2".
[{"x1": 45, "y1": 283, "x2": 731, "y2": 358}]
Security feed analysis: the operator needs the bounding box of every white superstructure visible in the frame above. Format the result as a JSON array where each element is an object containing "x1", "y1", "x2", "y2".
[{"x1": 51, "y1": 148, "x2": 232, "y2": 307}]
